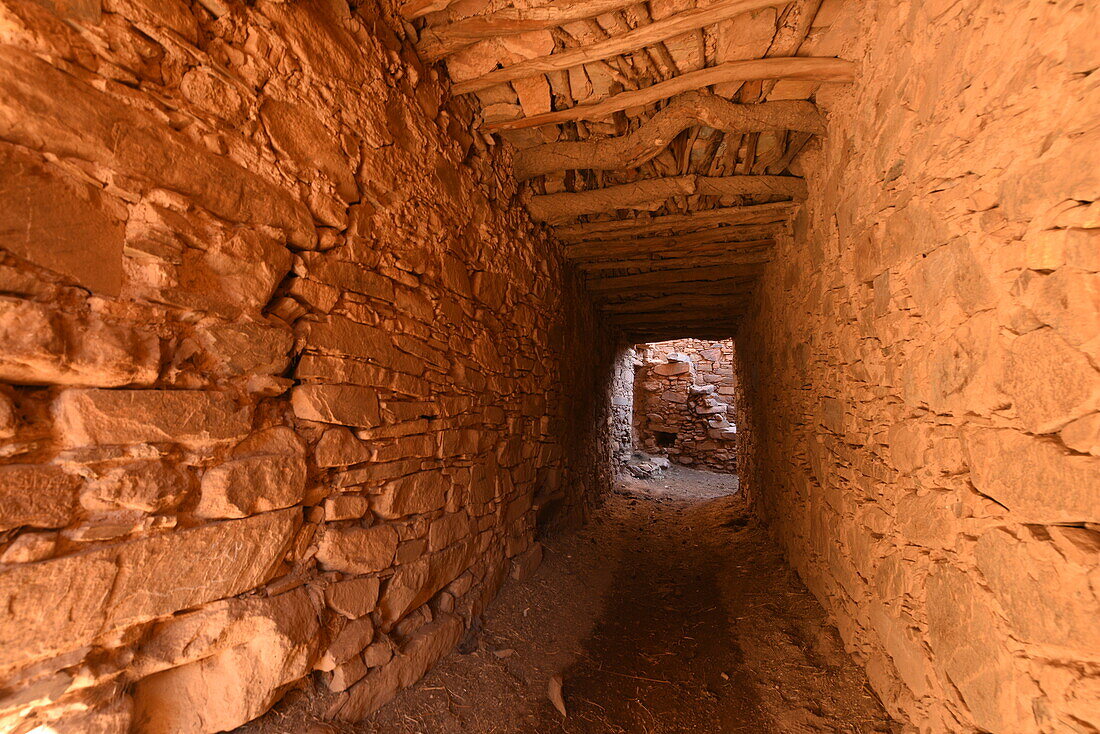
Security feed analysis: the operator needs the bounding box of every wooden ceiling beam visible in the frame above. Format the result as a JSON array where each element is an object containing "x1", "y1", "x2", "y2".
[
  {"x1": 514, "y1": 93, "x2": 823, "y2": 180},
  {"x1": 484, "y1": 57, "x2": 855, "y2": 132},
  {"x1": 555, "y1": 201, "x2": 792, "y2": 241},
  {"x1": 575, "y1": 250, "x2": 772, "y2": 272},
  {"x1": 601, "y1": 291, "x2": 755, "y2": 313},
  {"x1": 417, "y1": 0, "x2": 641, "y2": 61},
  {"x1": 452, "y1": 0, "x2": 790, "y2": 94},
  {"x1": 588, "y1": 264, "x2": 766, "y2": 291},
  {"x1": 527, "y1": 175, "x2": 805, "y2": 223},
  {"x1": 563, "y1": 233, "x2": 776, "y2": 258}
]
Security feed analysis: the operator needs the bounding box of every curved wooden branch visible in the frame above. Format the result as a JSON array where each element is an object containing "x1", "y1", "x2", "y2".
[
  {"x1": 515, "y1": 94, "x2": 823, "y2": 180},
  {"x1": 555, "y1": 201, "x2": 793, "y2": 241},
  {"x1": 527, "y1": 174, "x2": 806, "y2": 222},
  {"x1": 417, "y1": 0, "x2": 640, "y2": 62},
  {"x1": 485, "y1": 57, "x2": 853, "y2": 133},
  {"x1": 450, "y1": 0, "x2": 789, "y2": 94}
]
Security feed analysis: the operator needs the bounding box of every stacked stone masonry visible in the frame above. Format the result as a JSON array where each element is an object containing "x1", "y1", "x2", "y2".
[
  {"x1": 633, "y1": 339, "x2": 738, "y2": 473},
  {"x1": 733, "y1": 2, "x2": 1100, "y2": 732},
  {"x1": 0, "y1": 1, "x2": 624, "y2": 731}
]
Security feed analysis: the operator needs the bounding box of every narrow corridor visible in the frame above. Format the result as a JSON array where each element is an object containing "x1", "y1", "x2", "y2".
[
  {"x1": 248, "y1": 468, "x2": 896, "y2": 733},
  {"x1": 1, "y1": 2, "x2": 1095, "y2": 731}
]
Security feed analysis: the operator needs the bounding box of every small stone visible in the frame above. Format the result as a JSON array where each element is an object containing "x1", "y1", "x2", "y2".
[
  {"x1": 0, "y1": 464, "x2": 80, "y2": 530},
  {"x1": 315, "y1": 427, "x2": 373, "y2": 467},
  {"x1": 291, "y1": 384, "x2": 381, "y2": 428},
  {"x1": 0, "y1": 532, "x2": 57, "y2": 563},
  {"x1": 325, "y1": 576, "x2": 381, "y2": 619},
  {"x1": 316, "y1": 525, "x2": 398, "y2": 575},
  {"x1": 324, "y1": 495, "x2": 371, "y2": 521},
  {"x1": 81, "y1": 461, "x2": 192, "y2": 513},
  {"x1": 318, "y1": 617, "x2": 374, "y2": 672}
]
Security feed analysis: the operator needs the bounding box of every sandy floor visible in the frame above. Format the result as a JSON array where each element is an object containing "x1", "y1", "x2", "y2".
[{"x1": 244, "y1": 467, "x2": 897, "y2": 733}]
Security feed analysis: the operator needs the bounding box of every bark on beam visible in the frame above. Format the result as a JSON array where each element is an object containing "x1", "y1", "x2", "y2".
[
  {"x1": 587, "y1": 264, "x2": 766, "y2": 292},
  {"x1": 555, "y1": 202, "x2": 793, "y2": 241},
  {"x1": 514, "y1": 93, "x2": 823, "y2": 180},
  {"x1": 417, "y1": 0, "x2": 641, "y2": 61},
  {"x1": 527, "y1": 175, "x2": 805, "y2": 223},
  {"x1": 601, "y1": 286, "x2": 757, "y2": 311},
  {"x1": 399, "y1": 0, "x2": 462, "y2": 20},
  {"x1": 452, "y1": 0, "x2": 790, "y2": 95},
  {"x1": 576, "y1": 249, "x2": 772, "y2": 272},
  {"x1": 563, "y1": 233, "x2": 776, "y2": 259},
  {"x1": 483, "y1": 57, "x2": 855, "y2": 132}
]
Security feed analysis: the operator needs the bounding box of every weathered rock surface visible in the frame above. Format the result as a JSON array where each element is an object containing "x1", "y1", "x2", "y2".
[
  {"x1": 328, "y1": 614, "x2": 465, "y2": 721},
  {"x1": 0, "y1": 509, "x2": 299, "y2": 674},
  {"x1": 315, "y1": 525, "x2": 399, "y2": 575},
  {"x1": 53, "y1": 390, "x2": 253, "y2": 449},
  {"x1": 132, "y1": 589, "x2": 320, "y2": 734},
  {"x1": 0, "y1": 0, "x2": 623, "y2": 729},
  {"x1": 732, "y1": 3, "x2": 1100, "y2": 730},
  {"x1": 0, "y1": 464, "x2": 79, "y2": 530}
]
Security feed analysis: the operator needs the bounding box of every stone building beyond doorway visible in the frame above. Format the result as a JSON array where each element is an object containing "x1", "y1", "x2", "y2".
[{"x1": 632, "y1": 339, "x2": 739, "y2": 473}]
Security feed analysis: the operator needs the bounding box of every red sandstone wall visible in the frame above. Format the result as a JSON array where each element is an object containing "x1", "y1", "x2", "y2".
[
  {"x1": 0, "y1": 1, "x2": 620, "y2": 730},
  {"x1": 734, "y1": 1, "x2": 1099, "y2": 730},
  {"x1": 634, "y1": 339, "x2": 738, "y2": 472}
]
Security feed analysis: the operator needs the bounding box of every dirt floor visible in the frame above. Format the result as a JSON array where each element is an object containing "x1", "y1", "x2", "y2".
[{"x1": 245, "y1": 467, "x2": 898, "y2": 733}]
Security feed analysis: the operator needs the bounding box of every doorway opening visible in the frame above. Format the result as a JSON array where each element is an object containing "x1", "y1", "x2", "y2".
[{"x1": 630, "y1": 338, "x2": 739, "y2": 474}]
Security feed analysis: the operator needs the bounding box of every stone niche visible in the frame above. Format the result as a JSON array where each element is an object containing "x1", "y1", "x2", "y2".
[
  {"x1": 632, "y1": 339, "x2": 738, "y2": 473},
  {"x1": 0, "y1": 1, "x2": 624, "y2": 731}
]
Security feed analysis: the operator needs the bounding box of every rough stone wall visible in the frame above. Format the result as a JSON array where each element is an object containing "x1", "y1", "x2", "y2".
[
  {"x1": 0, "y1": 1, "x2": 619, "y2": 731},
  {"x1": 734, "y1": 1, "x2": 1099, "y2": 731},
  {"x1": 634, "y1": 339, "x2": 737, "y2": 472},
  {"x1": 608, "y1": 347, "x2": 637, "y2": 469}
]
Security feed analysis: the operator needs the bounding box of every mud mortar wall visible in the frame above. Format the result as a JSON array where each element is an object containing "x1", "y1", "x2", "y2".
[
  {"x1": 0, "y1": 1, "x2": 619, "y2": 730},
  {"x1": 733, "y1": 2, "x2": 1099, "y2": 731},
  {"x1": 634, "y1": 339, "x2": 737, "y2": 472}
]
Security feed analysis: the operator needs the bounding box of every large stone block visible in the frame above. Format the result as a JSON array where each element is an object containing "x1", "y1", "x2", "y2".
[
  {"x1": 0, "y1": 509, "x2": 299, "y2": 675},
  {"x1": 195, "y1": 427, "x2": 307, "y2": 519},
  {"x1": 0, "y1": 143, "x2": 124, "y2": 295},
  {"x1": 925, "y1": 563, "x2": 1039, "y2": 732},
  {"x1": 131, "y1": 590, "x2": 320, "y2": 733},
  {"x1": 0, "y1": 299, "x2": 160, "y2": 387},
  {"x1": 964, "y1": 427, "x2": 1099, "y2": 523},
  {"x1": 315, "y1": 427, "x2": 374, "y2": 467},
  {"x1": 53, "y1": 389, "x2": 253, "y2": 449},
  {"x1": 0, "y1": 46, "x2": 315, "y2": 247},
  {"x1": 194, "y1": 321, "x2": 294, "y2": 377},
  {"x1": 315, "y1": 525, "x2": 398, "y2": 575},
  {"x1": 291, "y1": 384, "x2": 381, "y2": 428},
  {"x1": 325, "y1": 576, "x2": 381, "y2": 619},
  {"x1": 318, "y1": 617, "x2": 374, "y2": 672},
  {"x1": 371, "y1": 470, "x2": 448, "y2": 519},
  {"x1": 653, "y1": 361, "x2": 691, "y2": 376},
  {"x1": 132, "y1": 588, "x2": 319, "y2": 679},
  {"x1": 999, "y1": 328, "x2": 1100, "y2": 434},
  {"x1": 260, "y1": 99, "x2": 357, "y2": 202},
  {"x1": 975, "y1": 527, "x2": 1100, "y2": 651},
  {"x1": 302, "y1": 316, "x2": 391, "y2": 360},
  {"x1": 0, "y1": 464, "x2": 79, "y2": 530}
]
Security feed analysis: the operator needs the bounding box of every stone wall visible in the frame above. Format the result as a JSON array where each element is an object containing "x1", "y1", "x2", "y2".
[
  {"x1": 633, "y1": 339, "x2": 737, "y2": 472},
  {"x1": 608, "y1": 347, "x2": 637, "y2": 469},
  {"x1": 0, "y1": 1, "x2": 620, "y2": 731},
  {"x1": 733, "y1": 1, "x2": 1099, "y2": 731}
]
